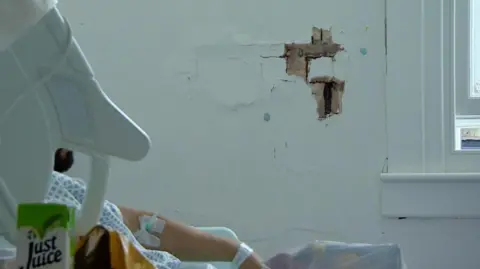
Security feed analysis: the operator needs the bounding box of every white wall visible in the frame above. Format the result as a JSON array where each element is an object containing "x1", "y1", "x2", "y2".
[{"x1": 60, "y1": 0, "x2": 480, "y2": 268}]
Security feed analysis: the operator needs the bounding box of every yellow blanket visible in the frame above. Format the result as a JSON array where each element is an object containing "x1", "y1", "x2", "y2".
[{"x1": 75, "y1": 225, "x2": 156, "y2": 269}]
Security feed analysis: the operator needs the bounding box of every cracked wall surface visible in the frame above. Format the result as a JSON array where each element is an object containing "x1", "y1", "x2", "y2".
[{"x1": 281, "y1": 27, "x2": 346, "y2": 120}]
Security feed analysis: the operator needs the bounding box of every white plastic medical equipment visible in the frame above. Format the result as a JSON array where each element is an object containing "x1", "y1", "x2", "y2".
[
  {"x1": 0, "y1": 2, "x2": 150, "y2": 239},
  {"x1": 0, "y1": 2, "x2": 237, "y2": 269}
]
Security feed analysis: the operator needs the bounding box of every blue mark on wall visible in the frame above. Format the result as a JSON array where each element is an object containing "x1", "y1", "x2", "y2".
[{"x1": 263, "y1": 112, "x2": 271, "y2": 122}]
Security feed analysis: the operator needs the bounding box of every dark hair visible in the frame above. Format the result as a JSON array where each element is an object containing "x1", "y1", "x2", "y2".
[{"x1": 54, "y1": 148, "x2": 74, "y2": 173}]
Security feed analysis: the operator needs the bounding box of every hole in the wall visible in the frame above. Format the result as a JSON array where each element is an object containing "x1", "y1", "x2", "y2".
[
  {"x1": 324, "y1": 82, "x2": 333, "y2": 115},
  {"x1": 310, "y1": 76, "x2": 345, "y2": 120},
  {"x1": 263, "y1": 27, "x2": 345, "y2": 120},
  {"x1": 282, "y1": 27, "x2": 343, "y2": 83}
]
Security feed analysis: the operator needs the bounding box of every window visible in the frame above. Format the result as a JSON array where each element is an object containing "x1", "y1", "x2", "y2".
[
  {"x1": 382, "y1": 0, "x2": 480, "y2": 221},
  {"x1": 471, "y1": 0, "x2": 480, "y2": 99},
  {"x1": 454, "y1": 117, "x2": 480, "y2": 150},
  {"x1": 384, "y1": 0, "x2": 480, "y2": 218},
  {"x1": 454, "y1": 0, "x2": 480, "y2": 150},
  {"x1": 386, "y1": 0, "x2": 480, "y2": 172}
]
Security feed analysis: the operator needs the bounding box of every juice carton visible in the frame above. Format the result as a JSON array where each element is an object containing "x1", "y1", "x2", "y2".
[{"x1": 16, "y1": 203, "x2": 75, "y2": 269}]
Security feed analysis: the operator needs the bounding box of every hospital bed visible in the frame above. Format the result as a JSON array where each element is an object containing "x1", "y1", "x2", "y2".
[
  {"x1": 0, "y1": 1, "x2": 236, "y2": 269},
  {"x1": 0, "y1": 1, "x2": 407, "y2": 269}
]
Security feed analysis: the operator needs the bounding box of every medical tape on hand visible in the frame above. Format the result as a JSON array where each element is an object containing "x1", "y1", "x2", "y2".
[
  {"x1": 142, "y1": 214, "x2": 166, "y2": 234},
  {"x1": 133, "y1": 214, "x2": 166, "y2": 248},
  {"x1": 232, "y1": 242, "x2": 254, "y2": 269}
]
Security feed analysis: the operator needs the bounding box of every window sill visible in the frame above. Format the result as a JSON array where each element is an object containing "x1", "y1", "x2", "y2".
[{"x1": 380, "y1": 173, "x2": 480, "y2": 218}]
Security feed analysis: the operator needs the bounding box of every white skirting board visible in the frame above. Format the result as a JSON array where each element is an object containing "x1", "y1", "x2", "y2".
[{"x1": 380, "y1": 173, "x2": 480, "y2": 218}]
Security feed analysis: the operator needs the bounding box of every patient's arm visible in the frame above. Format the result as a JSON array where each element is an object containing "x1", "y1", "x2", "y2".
[{"x1": 118, "y1": 206, "x2": 263, "y2": 269}]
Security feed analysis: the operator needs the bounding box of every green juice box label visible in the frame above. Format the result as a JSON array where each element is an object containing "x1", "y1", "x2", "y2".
[{"x1": 16, "y1": 203, "x2": 75, "y2": 269}]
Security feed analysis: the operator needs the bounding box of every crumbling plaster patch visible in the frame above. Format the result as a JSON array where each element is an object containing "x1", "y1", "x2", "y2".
[
  {"x1": 267, "y1": 27, "x2": 346, "y2": 120},
  {"x1": 310, "y1": 76, "x2": 345, "y2": 119}
]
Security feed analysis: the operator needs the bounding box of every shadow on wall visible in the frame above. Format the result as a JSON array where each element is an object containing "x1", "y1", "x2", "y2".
[{"x1": 66, "y1": 152, "x2": 91, "y2": 180}]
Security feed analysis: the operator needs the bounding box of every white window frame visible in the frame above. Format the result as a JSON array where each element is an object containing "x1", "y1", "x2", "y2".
[
  {"x1": 454, "y1": 0, "x2": 480, "y2": 115},
  {"x1": 469, "y1": 0, "x2": 480, "y2": 99},
  {"x1": 383, "y1": 0, "x2": 480, "y2": 218},
  {"x1": 452, "y1": 0, "x2": 480, "y2": 150},
  {"x1": 386, "y1": 0, "x2": 480, "y2": 173}
]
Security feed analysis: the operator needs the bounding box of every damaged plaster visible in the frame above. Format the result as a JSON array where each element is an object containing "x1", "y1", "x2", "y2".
[
  {"x1": 283, "y1": 27, "x2": 343, "y2": 82},
  {"x1": 268, "y1": 27, "x2": 346, "y2": 120},
  {"x1": 310, "y1": 76, "x2": 345, "y2": 119}
]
